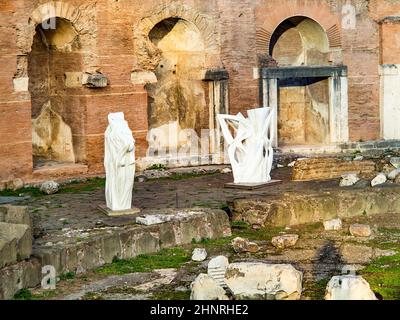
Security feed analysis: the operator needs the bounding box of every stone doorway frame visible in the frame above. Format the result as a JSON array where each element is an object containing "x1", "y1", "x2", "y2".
[
  {"x1": 260, "y1": 66, "x2": 349, "y2": 148},
  {"x1": 203, "y1": 69, "x2": 230, "y2": 164}
]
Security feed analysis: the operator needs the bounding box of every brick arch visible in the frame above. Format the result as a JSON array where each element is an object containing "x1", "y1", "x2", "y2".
[
  {"x1": 15, "y1": 1, "x2": 97, "y2": 78},
  {"x1": 256, "y1": 3, "x2": 342, "y2": 55},
  {"x1": 30, "y1": 1, "x2": 82, "y2": 28},
  {"x1": 133, "y1": 2, "x2": 220, "y2": 71}
]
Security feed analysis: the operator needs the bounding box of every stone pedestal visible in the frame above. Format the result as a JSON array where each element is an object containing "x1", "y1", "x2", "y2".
[
  {"x1": 225, "y1": 180, "x2": 282, "y2": 190},
  {"x1": 98, "y1": 205, "x2": 140, "y2": 217}
]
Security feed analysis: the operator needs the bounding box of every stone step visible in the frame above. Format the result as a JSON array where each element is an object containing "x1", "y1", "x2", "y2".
[
  {"x1": 0, "y1": 222, "x2": 32, "y2": 269},
  {"x1": 232, "y1": 187, "x2": 400, "y2": 227},
  {"x1": 33, "y1": 208, "x2": 231, "y2": 275},
  {"x1": 0, "y1": 208, "x2": 231, "y2": 299}
]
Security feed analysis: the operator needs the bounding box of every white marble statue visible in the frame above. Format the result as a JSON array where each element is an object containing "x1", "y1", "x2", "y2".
[
  {"x1": 217, "y1": 107, "x2": 274, "y2": 184},
  {"x1": 104, "y1": 112, "x2": 136, "y2": 211}
]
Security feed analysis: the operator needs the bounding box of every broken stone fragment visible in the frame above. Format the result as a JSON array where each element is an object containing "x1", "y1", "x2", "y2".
[
  {"x1": 349, "y1": 224, "x2": 372, "y2": 237},
  {"x1": 190, "y1": 274, "x2": 229, "y2": 300},
  {"x1": 371, "y1": 173, "x2": 387, "y2": 187},
  {"x1": 40, "y1": 181, "x2": 60, "y2": 195},
  {"x1": 231, "y1": 237, "x2": 259, "y2": 253},
  {"x1": 251, "y1": 224, "x2": 262, "y2": 230},
  {"x1": 325, "y1": 275, "x2": 377, "y2": 300},
  {"x1": 220, "y1": 168, "x2": 232, "y2": 174},
  {"x1": 271, "y1": 234, "x2": 299, "y2": 250},
  {"x1": 287, "y1": 161, "x2": 296, "y2": 167},
  {"x1": 208, "y1": 256, "x2": 229, "y2": 288},
  {"x1": 142, "y1": 169, "x2": 172, "y2": 179},
  {"x1": 0, "y1": 222, "x2": 32, "y2": 268},
  {"x1": 192, "y1": 248, "x2": 207, "y2": 262},
  {"x1": 136, "y1": 175, "x2": 148, "y2": 183},
  {"x1": 383, "y1": 163, "x2": 395, "y2": 175},
  {"x1": 136, "y1": 214, "x2": 171, "y2": 226},
  {"x1": 339, "y1": 173, "x2": 360, "y2": 187},
  {"x1": 389, "y1": 157, "x2": 400, "y2": 169},
  {"x1": 387, "y1": 168, "x2": 400, "y2": 180},
  {"x1": 136, "y1": 211, "x2": 204, "y2": 226},
  {"x1": 323, "y1": 218, "x2": 342, "y2": 231},
  {"x1": 224, "y1": 263, "x2": 303, "y2": 300},
  {"x1": 82, "y1": 72, "x2": 108, "y2": 88}
]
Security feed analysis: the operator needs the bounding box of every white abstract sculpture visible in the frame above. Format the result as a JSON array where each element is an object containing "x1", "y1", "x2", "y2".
[
  {"x1": 217, "y1": 107, "x2": 274, "y2": 185},
  {"x1": 104, "y1": 112, "x2": 136, "y2": 211}
]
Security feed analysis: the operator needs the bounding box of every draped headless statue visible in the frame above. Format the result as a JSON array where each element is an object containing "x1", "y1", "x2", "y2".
[{"x1": 104, "y1": 112, "x2": 136, "y2": 211}]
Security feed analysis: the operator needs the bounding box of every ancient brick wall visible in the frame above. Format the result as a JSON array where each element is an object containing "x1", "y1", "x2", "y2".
[{"x1": 0, "y1": 0, "x2": 399, "y2": 185}]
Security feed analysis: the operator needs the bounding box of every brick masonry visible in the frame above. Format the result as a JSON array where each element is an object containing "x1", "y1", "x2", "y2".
[{"x1": 1, "y1": 0, "x2": 400, "y2": 184}]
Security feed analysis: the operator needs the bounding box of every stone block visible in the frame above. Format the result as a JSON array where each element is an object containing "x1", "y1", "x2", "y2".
[
  {"x1": 0, "y1": 259, "x2": 41, "y2": 300},
  {"x1": 0, "y1": 222, "x2": 32, "y2": 268},
  {"x1": 0, "y1": 205, "x2": 31, "y2": 228},
  {"x1": 232, "y1": 187, "x2": 400, "y2": 227},
  {"x1": 12, "y1": 77, "x2": 29, "y2": 92},
  {"x1": 225, "y1": 263, "x2": 303, "y2": 300},
  {"x1": 190, "y1": 274, "x2": 228, "y2": 300},
  {"x1": 325, "y1": 275, "x2": 377, "y2": 300},
  {"x1": 292, "y1": 158, "x2": 376, "y2": 181},
  {"x1": 131, "y1": 71, "x2": 157, "y2": 85}
]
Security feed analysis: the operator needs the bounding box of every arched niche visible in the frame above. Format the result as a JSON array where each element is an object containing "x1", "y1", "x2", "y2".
[
  {"x1": 270, "y1": 16, "x2": 330, "y2": 67},
  {"x1": 28, "y1": 17, "x2": 83, "y2": 164},
  {"x1": 145, "y1": 18, "x2": 208, "y2": 155},
  {"x1": 269, "y1": 17, "x2": 332, "y2": 147}
]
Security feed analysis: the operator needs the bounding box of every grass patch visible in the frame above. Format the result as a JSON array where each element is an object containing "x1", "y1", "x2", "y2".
[
  {"x1": 1, "y1": 178, "x2": 106, "y2": 197},
  {"x1": 96, "y1": 248, "x2": 190, "y2": 275},
  {"x1": 190, "y1": 223, "x2": 285, "y2": 250},
  {"x1": 146, "y1": 164, "x2": 167, "y2": 171},
  {"x1": 232, "y1": 225, "x2": 285, "y2": 242},
  {"x1": 191, "y1": 237, "x2": 232, "y2": 248},
  {"x1": 303, "y1": 278, "x2": 329, "y2": 300},
  {"x1": 59, "y1": 178, "x2": 105, "y2": 194},
  {"x1": 360, "y1": 253, "x2": 400, "y2": 300},
  {"x1": 13, "y1": 288, "x2": 34, "y2": 300},
  {"x1": 59, "y1": 271, "x2": 76, "y2": 281},
  {"x1": 167, "y1": 172, "x2": 218, "y2": 181},
  {"x1": 151, "y1": 288, "x2": 191, "y2": 300},
  {"x1": 13, "y1": 288, "x2": 59, "y2": 300},
  {"x1": 81, "y1": 292, "x2": 105, "y2": 300},
  {"x1": 0, "y1": 186, "x2": 42, "y2": 198}
]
